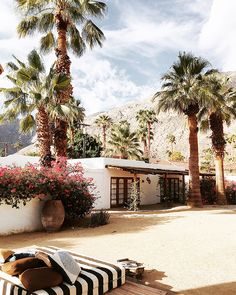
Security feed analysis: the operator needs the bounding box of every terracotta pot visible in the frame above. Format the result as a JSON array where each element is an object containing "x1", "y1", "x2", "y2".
[{"x1": 41, "y1": 200, "x2": 65, "y2": 232}]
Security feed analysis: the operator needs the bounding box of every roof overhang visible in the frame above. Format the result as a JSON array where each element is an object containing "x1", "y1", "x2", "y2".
[{"x1": 105, "y1": 165, "x2": 189, "y2": 175}]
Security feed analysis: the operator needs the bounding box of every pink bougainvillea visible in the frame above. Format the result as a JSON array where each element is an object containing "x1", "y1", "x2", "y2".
[{"x1": 0, "y1": 158, "x2": 96, "y2": 219}]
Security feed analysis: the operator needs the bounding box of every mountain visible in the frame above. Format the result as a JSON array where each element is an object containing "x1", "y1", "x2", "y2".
[
  {"x1": 85, "y1": 99, "x2": 236, "y2": 162},
  {"x1": 0, "y1": 120, "x2": 33, "y2": 155}
]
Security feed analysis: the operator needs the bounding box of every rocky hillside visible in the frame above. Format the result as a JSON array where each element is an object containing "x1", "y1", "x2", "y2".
[
  {"x1": 85, "y1": 98, "x2": 236, "y2": 162},
  {"x1": 0, "y1": 120, "x2": 33, "y2": 155}
]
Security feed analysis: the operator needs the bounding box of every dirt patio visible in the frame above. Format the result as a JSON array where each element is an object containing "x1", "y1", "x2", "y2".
[{"x1": 1, "y1": 205, "x2": 236, "y2": 295}]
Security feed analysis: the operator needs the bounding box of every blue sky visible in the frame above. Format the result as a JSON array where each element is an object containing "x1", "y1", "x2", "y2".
[{"x1": 0, "y1": 0, "x2": 236, "y2": 114}]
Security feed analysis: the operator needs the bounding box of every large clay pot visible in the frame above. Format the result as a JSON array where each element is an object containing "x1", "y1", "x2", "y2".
[{"x1": 41, "y1": 200, "x2": 65, "y2": 232}]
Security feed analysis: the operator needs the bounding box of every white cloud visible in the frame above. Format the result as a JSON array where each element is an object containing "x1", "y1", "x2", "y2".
[
  {"x1": 71, "y1": 55, "x2": 156, "y2": 115},
  {"x1": 199, "y1": 0, "x2": 236, "y2": 71},
  {"x1": 100, "y1": 1, "x2": 200, "y2": 61}
]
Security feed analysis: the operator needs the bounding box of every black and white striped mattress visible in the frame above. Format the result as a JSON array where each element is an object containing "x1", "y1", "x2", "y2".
[{"x1": 0, "y1": 246, "x2": 126, "y2": 295}]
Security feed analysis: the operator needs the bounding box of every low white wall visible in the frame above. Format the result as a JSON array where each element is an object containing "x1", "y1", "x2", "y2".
[{"x1": 0, "y1": 199, "x2": 44, "y2": 235}]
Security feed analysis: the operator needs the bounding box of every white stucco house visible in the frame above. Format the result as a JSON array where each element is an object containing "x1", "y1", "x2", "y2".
[{"x1": 0, "y1": 155, "x2": 188, "y2": 234}]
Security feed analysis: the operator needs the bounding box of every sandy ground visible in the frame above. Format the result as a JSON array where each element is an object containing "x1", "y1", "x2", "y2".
[{"x1": 1, "y1": 205, "x2": 236, "y2": 295}]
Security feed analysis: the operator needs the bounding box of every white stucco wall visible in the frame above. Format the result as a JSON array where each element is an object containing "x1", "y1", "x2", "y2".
[
  {"x1": 140, "y1": 174, "x2": 161, "y2": 205},
  {"x1": 0, "y1": 199, "x2": 44, "y2": 235}
]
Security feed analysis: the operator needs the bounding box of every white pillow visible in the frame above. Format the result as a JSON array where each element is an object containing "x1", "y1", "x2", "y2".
[{"x1": 49, "y1": 250, "x2": 81, "y2": 284}]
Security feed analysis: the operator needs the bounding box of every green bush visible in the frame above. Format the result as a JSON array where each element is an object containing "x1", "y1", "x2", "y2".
[
  {"x1": 89, "y1": 210, "x2": 110, "y2": 227},
  {"x1": 225, "y1": 184, "x2": 236, "y2": 204},
  {"x1": 200, "y1": 178, "x2": 216, "y2": 205}
]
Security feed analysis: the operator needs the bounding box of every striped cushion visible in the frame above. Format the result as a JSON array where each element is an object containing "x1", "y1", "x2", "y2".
[{"x1": 0, "y1": 246, "x2": 125, "y2": 295}]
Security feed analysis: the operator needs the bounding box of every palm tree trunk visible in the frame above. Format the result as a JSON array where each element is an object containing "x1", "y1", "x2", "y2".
[
  {"x1": 54, "y1": 9, "x2": 73, "y2": 157},
  {"x1": 143, "y1": 139, "x2": 147, "y2": 157},
  {"x1": 36, "y1": 107, "x2": 52, "y2": 167},
  {"x1": 147, "y1": 122, "x2": 151, "y2": 156},
  {"x1": 209, "y1": 112, "x2": 227, "y2": 205},
  {"x1": 215, "y1": 154, "x2": 227, "y2": 204},
  {"x1": 102, "y1": 126, "x2": 106, "y2": 149},
  {"x1": 188, "y1": 114, "x2": 203, "y2": 207}
]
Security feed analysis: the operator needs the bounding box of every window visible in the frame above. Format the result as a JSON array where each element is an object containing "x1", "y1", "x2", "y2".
[{"x1": 110, "y1": 177, "x2": 140, "y2": 207}]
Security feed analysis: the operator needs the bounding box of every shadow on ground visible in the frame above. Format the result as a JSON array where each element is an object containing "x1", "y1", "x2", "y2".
[
  {"x1": 140, "y1": 268, "x2": 177, "y2": 294},
  {"x1": 0, "y1": 213, "x2": 181, "y2": 249},
  {"x1": 180, "y1": 281, "x2": 236, "y2": 295}
]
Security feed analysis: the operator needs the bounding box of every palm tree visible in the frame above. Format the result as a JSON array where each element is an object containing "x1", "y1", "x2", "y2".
[
  {"x1": 136, "y1": 124, "x2": 153, "y2": 157},
  {"x1": 153, "y1": 52, "x2": 211, "y2": 207},
  {"x1": 0, "y1": 50, "x2": 73, "y2": 166},
  {"x1": 95, "y1": 115, "x2": 112, "y2": 149},
  {"x1": 198, "y1": 74, "x2": 236, "y2": 204},
  {"x1": 67, "y1": 98, "x2": 85, "y2": 145},
  {"x1": 16, "y1": 0, "x2": 106, "y2": 157},
  {"x1": 136, "y1": 109, "x2": 157, "y2": 157},
  {"x1": 166, "y1": 134, "x2": 176, "y2": 153},
  {"x1": 105, "y1": 122, "x2": 142, "y2": 160},
  {"x1": 12, "y1": 140, "x2": 23, "y2": 152}
]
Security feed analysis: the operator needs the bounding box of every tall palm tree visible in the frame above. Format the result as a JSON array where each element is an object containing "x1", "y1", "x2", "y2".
[
  {"x1": 153, "y1": 52, "x2": 211, "y2": 207},
  {"x1": 136, "y1": 109, "x2": 157, "y2": 156},
  {"x1": 198, "y1": 74, "x2": 236, "y2": 204},
  {"x1": 105, "y1": 121, "x2": 142, "y2": 160},
  {"x1": 136, "y1": 124, "x2": 153, "y2": 157},
  {"x1": 95, "y1": 115, "x2": 112, "y2": 149},
  {"x1": 16, "y1": 0, "x2": 106, "y2": 157},
  {"x1": 0, "y1": 50, "x2": 73, "y2": 166}
]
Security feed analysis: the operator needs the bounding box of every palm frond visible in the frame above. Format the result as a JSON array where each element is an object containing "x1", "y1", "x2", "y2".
[
  {"x1": 19, "y1": 114, "x2": 36, "y2": 133},
  {"x1": 69, "y1": 25, "x2": 86, "y2": 56},
  {"x1": 38, "y1": 12, "x2": 54, "y2": 32},
  {"x1": 82, "y1": 20, "x2": 105, "y2": 48},
  {"x1": 40, "y1": 31, "x2": 56, "y2": 53},
  {"x1": 81, "y1": 0, "x2": 107, "y2": 17},
  {"x1": 28, "y1": 50, "x2": 45, "y2": 72},
  {"x1": 17, "y1": 16, "x2": 39, "y2": 37}
]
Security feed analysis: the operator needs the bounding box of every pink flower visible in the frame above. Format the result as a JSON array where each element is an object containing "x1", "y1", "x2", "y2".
[{"x1": 11, "y1": 188, "x2": 16, "y2": 193}]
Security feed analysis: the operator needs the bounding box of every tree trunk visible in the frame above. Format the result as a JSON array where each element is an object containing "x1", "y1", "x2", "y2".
[
  {"x1": 215, "y1": 154, "x2": 227, "y2": 204},
  {"x1": 188, "y1": 114, "x2": 203, "y2": 207},
  {"x1": 36, "y1": 107, "x2": 52, "y2": 167},
  {"x1": 209, "y1": 112, "x2": 227, "y2": 205},
  {"x1": 54, "y1": 9, "x2": 73, "y2": 158},
  {"x1": 143, "y1": 139, "x2": 148, "y2": 157},
  {"x1": 147, "y1": 122, "x2": 151, "y2": 156},
  {"x1": 102, "y1": 126, "x2": 106, "y2": 149}
]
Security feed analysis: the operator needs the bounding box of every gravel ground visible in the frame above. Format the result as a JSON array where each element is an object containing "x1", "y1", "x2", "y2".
[{"x1": 1, "y1": 205, "x2": 236, "y2": 295}]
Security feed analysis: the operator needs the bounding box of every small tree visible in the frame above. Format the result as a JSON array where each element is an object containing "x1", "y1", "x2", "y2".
[
  {"x1": 67, "y1": 130, "x2": 102, "y2": 159},
  {"x1": 168, "y1": 150, "x2": 185, "y2": 162},
  {"x1": 166, "y1": 134, "x2": 176, "y2": 153},
  {"x1": 127, "y1": 179, "x2": 140, "y2": 211},
  {"x1": 200, "y1": 148, "x2": 214, "y2": 173}
]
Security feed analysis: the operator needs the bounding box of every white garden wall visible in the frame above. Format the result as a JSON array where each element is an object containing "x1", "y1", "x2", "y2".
[{"x1": 0, "y1": 199, "x2": 45, "y2": 235}]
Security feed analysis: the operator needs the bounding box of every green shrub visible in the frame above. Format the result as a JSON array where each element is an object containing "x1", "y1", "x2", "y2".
[
  {"x1": 89, "y1": 210, "x2": 110, "y2": 227},
  {"x1": 225, "y1": 184, "x2": 236, "y2": 204},
  {"x1": 200, "y1": 178, "x2": 216, "y2": 205}
]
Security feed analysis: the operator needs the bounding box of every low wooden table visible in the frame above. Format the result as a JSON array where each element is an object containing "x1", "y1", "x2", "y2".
[{"x1": 117, "y1": 258, "x2": 145, "y2": 279}]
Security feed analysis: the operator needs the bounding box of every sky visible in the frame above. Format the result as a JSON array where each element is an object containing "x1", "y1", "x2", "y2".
[{"x1": 0, "y1": 0, "x2": 236, "y2": 115}]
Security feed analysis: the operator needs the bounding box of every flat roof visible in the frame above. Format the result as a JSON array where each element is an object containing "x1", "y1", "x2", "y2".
[{"x1": 105, "y1": 164, "x2": 188, "y2": 175}]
